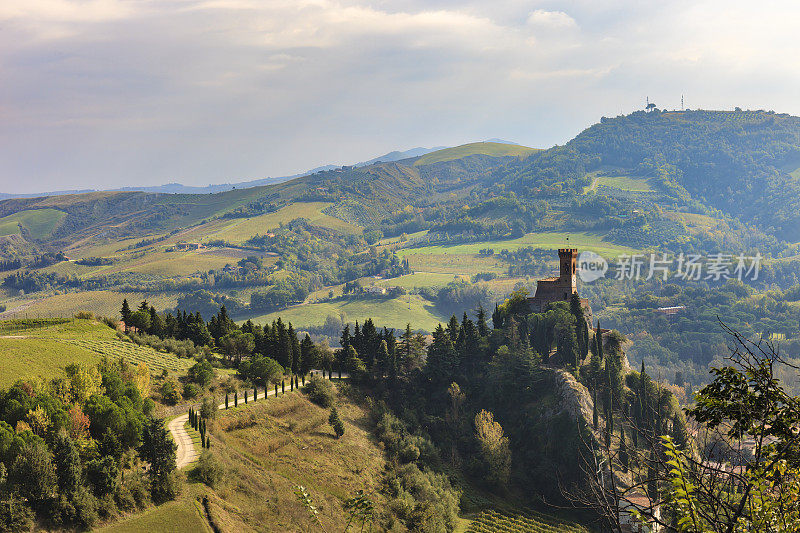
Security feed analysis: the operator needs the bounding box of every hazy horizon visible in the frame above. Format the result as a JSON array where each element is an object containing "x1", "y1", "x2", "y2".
[{"x1": 3, "y1": 0, "x2": 800, "y2": 194}]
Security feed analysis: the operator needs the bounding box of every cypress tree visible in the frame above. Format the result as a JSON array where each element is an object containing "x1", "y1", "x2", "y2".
[
  {"x1": 596, "y1": 320, "x2": 604, "y2": 361},
  {"x1": 282, "y1": 379, "x2": 285, "y2": 394},
  {"x1": 225, "y1": 393, "x2": 229, "y2": 409},
  {"x1": 275, "y1": 383, "x2": 278, "y2": 397},
  {"x1": 234, "y1": 391, "x2": 238, "y2": 407},
  {"x1": 121, "y1": 298, "x2": 132, "y2": 332},
  {"x1": 206, "y1": 436, "x2": 211, "y2": 449},
  {"x1": 244, "y1": 389, "x2": 248, "y2": 404},
  {"x1": 254, "y1": 387, "x2": 257, "y2": 401}
]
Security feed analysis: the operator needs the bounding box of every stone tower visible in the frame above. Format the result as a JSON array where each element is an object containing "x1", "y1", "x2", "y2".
[{"x1": 558, "y1": 248, "x2": 578, "y2": 298}]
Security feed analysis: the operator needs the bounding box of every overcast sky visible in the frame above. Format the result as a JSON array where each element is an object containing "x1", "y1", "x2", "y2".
[{"x1": 1, "y1": 0, "x2": 799, "y2": 193}]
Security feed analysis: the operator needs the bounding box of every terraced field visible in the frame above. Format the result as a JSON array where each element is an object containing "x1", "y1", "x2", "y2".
[
  {"x1": 466, "y1": 509, "x2": 590, "y2": 533},
  {"x1": 0, "y1": 319, "x2": 192, "y2": 385},
  {"x1": 63, "y1": 338, "x2": 192, "y2": 373},
  {"x1": 1, "y1": 290, "x2": 180, "y2": 318}
]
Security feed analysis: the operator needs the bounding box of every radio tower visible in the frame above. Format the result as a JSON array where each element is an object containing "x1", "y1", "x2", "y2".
[{"x1": 681, "y1": 94, "x2": 684, "y2": 110}]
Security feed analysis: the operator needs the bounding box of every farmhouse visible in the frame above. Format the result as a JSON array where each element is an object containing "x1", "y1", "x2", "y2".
[{"x1": 527, "y1": 248, "x2": 593, "y2": 325}]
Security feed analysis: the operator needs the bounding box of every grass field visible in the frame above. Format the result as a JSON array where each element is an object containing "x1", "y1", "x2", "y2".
[
  {"x1": 415, "y1": 142, "x2": 537, "y2": 166},
  {"x1": 94, "y1": 499, "x2": 211, "y2": 533},
  {"x1": 0, "y1": 319, "x2": 192, "y2": 385},
  {"x1": 211, "y1": 389, "x2": 388, "y2": 532},
  {"x1": 583, "y1": 171, "x2": 654, "y2": 194},
  {"x1": 399, "y1": 231, "x2": 639, "y2": 261},
  {"x1": 0, "y1": 208, "x2": 66, "y2": 239},
  {"x1": 663, "y1": 210, "x2": 721, "y2": 232},
  {"x1": 401, "y1": 253, "x2": 509, "y2": 276},
  {"x1": 0, "y1": 337, "x2": 102, "y2": 387},
  {"x1": 244, "y1": 294, "x2": 450, "y2": 331},
  {"x1": 375, "y1": 272, "x2": 467, "y2": 288},
  {"x1": 208, "y1": 202, "x2": 362, "y2": 242},
  {"x1": 1, "y1": 290, "x2": 180, "y2": 318}
]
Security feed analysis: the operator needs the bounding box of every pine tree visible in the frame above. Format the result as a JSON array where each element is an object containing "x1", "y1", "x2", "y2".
[
  {"x1": 329, "y1": 407, "x2": 345, "y2": 439},
  {"x1": 476, "y1": 305, "x2": 489, "y2": 337}
]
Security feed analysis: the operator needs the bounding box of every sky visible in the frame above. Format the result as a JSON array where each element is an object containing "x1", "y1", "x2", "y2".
[{"x1": 2, "y1": 0, "x2": 800, "y2": 193}]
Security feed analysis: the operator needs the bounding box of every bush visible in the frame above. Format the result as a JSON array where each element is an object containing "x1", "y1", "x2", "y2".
[
  {"x1": 182, "y1": 382, "x2": 200, "y2": 400},
  {"x1": 74, "y1": 311, "x2": 94, "y2": 320},
  {"x1": 195, "y1": 450, "x2": 223, "y2": 488},
  {"x1": 303, "y1": 375, "x2": 335, "y2": 408},
  {"x1": 200, "y1": 396, "x2": 218, "y2": 420},
  {"x1": 188, "y1": 359, "x2": 215, "y2": 386},
  {"x1": 159, "y1": 377, "x2": 182, "y2": 405},
  {"x1": 86, "y1": 456, "x2": 119, "y2": 496},
  {"x1": 0, "y1": 498, "x2": 33, "y2": 532},
  {"x1": 115, "y1": 469, "x2": 149, "y2": 511},
  {"x1": 329, "y1": 408, "x2": 345, "y2": 439}
]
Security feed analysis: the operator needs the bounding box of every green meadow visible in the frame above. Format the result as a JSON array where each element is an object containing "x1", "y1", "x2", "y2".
[
  {"x1": 0, "y1": 208, "x2": 66, "y2": 239},
  {"x1": 397, "y1": 231, "x2": 640, "y2": 260},
  {"x1": 415, "y1": 142, "x2": 538, "y2": 166},
  {"x1": 244, "y1": 294, "x2": 450, "y2": 331}
]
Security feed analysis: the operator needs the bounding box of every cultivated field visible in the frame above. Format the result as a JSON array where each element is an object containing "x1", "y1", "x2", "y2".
[
  {"x1": 0, "y1": 290, "x2": 180, "y2": 318},
  {"x1": 466, "y1": 509, "x2": 590, "y2": 533},
  {"x1": 0, "y1": 319, "x2": 192, "y2": 385}
]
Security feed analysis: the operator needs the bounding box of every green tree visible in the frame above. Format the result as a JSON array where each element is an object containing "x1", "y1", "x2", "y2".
[
  {"x1": 53, "y1": 432, "x2": 81, "y2": 495},
  {"x1": 139, "y1": 417, "x2": 177, "y2": 503},
  {"x1": 9, "y1": 440, "x2": 57, "y2": 507},
  {"x1": 329, "y1": 408, "x2": 345, "y2": 439}
]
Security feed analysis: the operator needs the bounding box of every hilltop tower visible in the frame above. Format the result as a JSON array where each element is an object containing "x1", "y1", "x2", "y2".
[{"x1": 527, "y1": 248, "x2": 592, "y2": 325}]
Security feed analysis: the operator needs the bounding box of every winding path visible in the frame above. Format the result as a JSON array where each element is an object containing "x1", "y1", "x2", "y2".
[{"x1": 168, "y1": 370, "x2": 337, "y2": 468}]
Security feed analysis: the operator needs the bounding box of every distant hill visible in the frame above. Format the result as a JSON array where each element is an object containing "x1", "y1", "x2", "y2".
[
  {"x1": 494, "y1": 109, "x2": 800, "y2": 241},
  {"x1": 0, "y1": 147, "x2": 447, "y2": 199},
  {"x1": 355, "y1": 146, "x2": 447, "y2": 167},
  {"x1": 414, "y1": 141, "x2": 538, "y2": 166}
]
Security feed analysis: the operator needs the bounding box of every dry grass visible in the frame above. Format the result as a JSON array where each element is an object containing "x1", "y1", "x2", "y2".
[{"x1": 209, "y1": 389, "x2": 388, "y2": 532}]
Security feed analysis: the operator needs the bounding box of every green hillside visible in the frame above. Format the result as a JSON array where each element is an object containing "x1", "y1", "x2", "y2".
[
  {"x1": 0, "y1": 208, "x2": 66, "y2": 239},
  {"x1": 414, "y1": 142, "x2": 538, "y2": 166}
]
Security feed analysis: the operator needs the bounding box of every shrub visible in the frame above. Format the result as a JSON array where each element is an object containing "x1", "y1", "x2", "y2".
[
  {"x1": 195, "y1": 450, "x2": 223, "y2": 488},
  {"x1": 86, "y1": 456, "x2": 119, "y2": 496},
  {"x1": 200, "y1": 396, "x2": 218, "y2": 420},
  {"x1": 0, "y1": 498, "x2": 33, "y2": 532},
  {"x1": 182, "y1": 382, "x2": 200, "y2": 400},
  {"x1": 188, "y1": 359, "x2": 215, "y2": 386},
  {"x1": 329, "y1": 408, "x2": 345, "y2": 439},
  {"x1": 304, "y1": 375, "x2": 335, "y2": 408},
  {"x1": 159, "y1": 377, "x2": 182, "y2": 405},
  {"x1": 74, "y1": 311, "x2": 94, "y2": 320}
]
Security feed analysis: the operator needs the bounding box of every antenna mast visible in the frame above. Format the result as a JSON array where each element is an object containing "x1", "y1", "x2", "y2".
[{"x1": 681, "y1": 94, "x2": 684, "y2": 110}]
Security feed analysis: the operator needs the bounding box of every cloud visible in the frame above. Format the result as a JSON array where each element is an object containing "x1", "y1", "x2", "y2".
[
  {"x1": 1, "y1": 0, "x2": 800, "y2": 193},
  {"x1": 526, "y1": 9, "x2": 577, "y2": 29}
]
